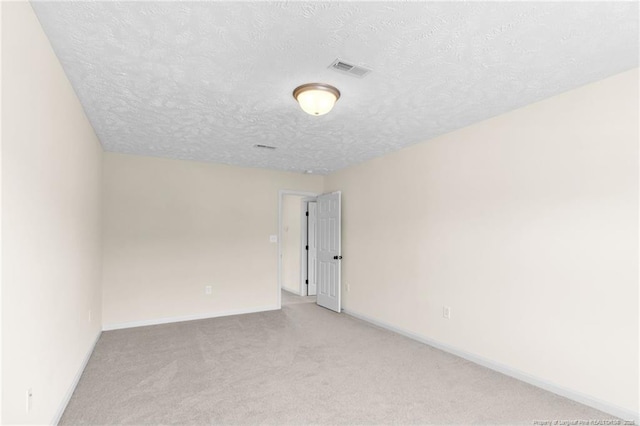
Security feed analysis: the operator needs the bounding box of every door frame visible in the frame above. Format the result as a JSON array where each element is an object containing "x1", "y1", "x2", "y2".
[
  {"x1": 300, "y1": 197, "x2": 317, "y2": 297},
  {"x1": 278, "y1": 190, "x2": 319, "y2": 309}
]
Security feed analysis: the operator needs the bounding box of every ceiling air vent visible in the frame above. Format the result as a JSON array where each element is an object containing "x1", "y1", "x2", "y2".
[
  {"x1": 254, "y1": 144, "x2": 276, "y2": 150},
  {"x1": 329, "y1": 59, "x2": 372, "y2": 78}
]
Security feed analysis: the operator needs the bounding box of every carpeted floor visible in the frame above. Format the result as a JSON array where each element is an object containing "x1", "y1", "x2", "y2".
[
  {"x1": 281, "y1": 289, "x2": 316, "y2": 305},
  {"x1": 61, "y1": 293, "x2": 616, "y2": 425}
]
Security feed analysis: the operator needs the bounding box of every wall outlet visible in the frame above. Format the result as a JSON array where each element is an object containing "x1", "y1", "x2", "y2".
[
  {"x1": 269, "y1": 235, "x2": 278, "y2": 243},
  {"x1": 443, "y1": 306, "x2": 451, "y2": 320},
  {"x1": 346, "y1": 284, "x2": 350, "y2": 292},
  {"x1": 205, "y1": 285, "x2": 212, "y2": 295},
  {"x1": 26, "y1": 388, "x2": 32, "y2": 413}
]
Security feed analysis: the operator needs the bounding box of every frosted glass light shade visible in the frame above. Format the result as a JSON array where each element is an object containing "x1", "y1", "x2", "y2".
[{"x1": 293, "y1": 83, "x2": 341, "y2": 116}]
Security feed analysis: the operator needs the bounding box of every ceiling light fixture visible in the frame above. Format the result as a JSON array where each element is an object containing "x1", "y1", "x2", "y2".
[{"x1": 293, "y1": 83, "x2": 340, "y2": 116}]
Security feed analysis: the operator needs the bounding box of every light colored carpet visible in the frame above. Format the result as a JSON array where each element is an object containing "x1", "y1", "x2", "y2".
[
  {"x1": 61, "y1": 298, "x2": 616, "y2": 425},
  {"x1": 281, "y1": 289, "x2": 316, "y2": 305}
]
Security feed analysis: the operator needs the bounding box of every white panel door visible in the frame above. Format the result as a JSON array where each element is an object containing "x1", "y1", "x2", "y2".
[
  {"x1": 307, "y1": 202, "x2": 318, "y2": 296},
  {"x1": 316, "y1": 191, "x2": 341, "y2": 312}
]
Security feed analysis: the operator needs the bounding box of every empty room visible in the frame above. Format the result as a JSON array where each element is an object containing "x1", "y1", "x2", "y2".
[{"x1": 1, "y1": 1, "x2": 638, "y2": 425}]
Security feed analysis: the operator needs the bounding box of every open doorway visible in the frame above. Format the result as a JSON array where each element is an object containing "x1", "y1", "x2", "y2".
[
  {"x1": 278, "y1": 190, "x2": 343, "y2": 312},
  {"x1": 278, "y1": 190, "x2": 318, "y2": 308}
]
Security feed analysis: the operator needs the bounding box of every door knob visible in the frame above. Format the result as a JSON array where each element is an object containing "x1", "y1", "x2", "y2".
[{"x1": 333, "y1": 255, "x2": 343, "y2": 260}]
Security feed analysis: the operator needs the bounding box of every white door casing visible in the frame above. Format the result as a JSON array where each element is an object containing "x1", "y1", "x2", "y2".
[
  {"x1": 278, "y1": 190, "x2": 319, "y2": 308},
  {"x1": 316, "y1": 191, "x2": 341, "y2": 312},
  {"x1": 307, "y1": 201, "x2": 318, "y2": 296}
]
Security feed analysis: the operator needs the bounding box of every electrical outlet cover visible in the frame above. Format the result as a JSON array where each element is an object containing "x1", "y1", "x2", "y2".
[{"x1": 443, "y1": 306, "x2": 451, "y2": 319}]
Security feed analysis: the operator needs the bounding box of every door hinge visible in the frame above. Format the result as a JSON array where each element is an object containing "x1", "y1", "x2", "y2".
[
  {"x1": 305, "y1": 279, "x2": 308, "y2": 284},
  {"x1": 305, "y1": 245, "x2": 309, "y2": 250},
  {"x1": 306, "y1": 211, "x2": 309, "y2": 216}
]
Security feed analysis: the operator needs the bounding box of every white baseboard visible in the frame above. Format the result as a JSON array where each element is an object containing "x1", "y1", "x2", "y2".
[
  {"x1": 281, "y1": 287, "x2": 301, "y2": 296},
  {"x1": 52, "y1": 330, "x2": 101, "y2": 425},
  {"x1": 342, "y1": 308, "x2": 639, "y2": 423},
  {"x1": 102, "y1": 305, "x2": 279, "y2": 331}
]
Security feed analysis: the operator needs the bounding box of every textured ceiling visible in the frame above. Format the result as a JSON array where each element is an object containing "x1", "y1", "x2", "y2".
[{"x1": 32, "y1": 1, "x2": 638, "y2": 174}]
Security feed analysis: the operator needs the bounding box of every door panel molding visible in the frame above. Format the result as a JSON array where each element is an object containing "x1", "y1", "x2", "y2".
[{"x1": 316, "y1": 191, "x2": 341, "y2": 313}]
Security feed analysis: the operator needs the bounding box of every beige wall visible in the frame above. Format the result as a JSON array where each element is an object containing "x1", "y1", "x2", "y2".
[
  {"x1": 102, "y1": 153, "x2": 323, "y2": 328},
  {"x1": 1, "y1": 3, "x2": 103, "y2": 424},
  {"x1": 282, "y1": 195, "x2": 304, "y2": 294},
  {"x1": 0, "y1": 3, "x2": 636, "y2": 420},
  {"x1": 325, "y1": 69, "x2": 639, "y2": 415}
]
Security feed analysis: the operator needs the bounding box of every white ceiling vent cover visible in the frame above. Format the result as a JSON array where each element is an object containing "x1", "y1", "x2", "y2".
[{"x1": 329, "y1": 59, "x2": 372, "y2": 78}]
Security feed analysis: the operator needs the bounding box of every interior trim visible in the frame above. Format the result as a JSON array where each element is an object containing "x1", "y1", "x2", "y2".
[
  {"x1": 342, "y1": 307, "x2": 639, "y2": 423},
  {"x1": 102, "y1": 306, "x2": 279, "y2": 331},
  {"x1": 52, "y1": 331, "x2": 101, "y2": 425}
]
